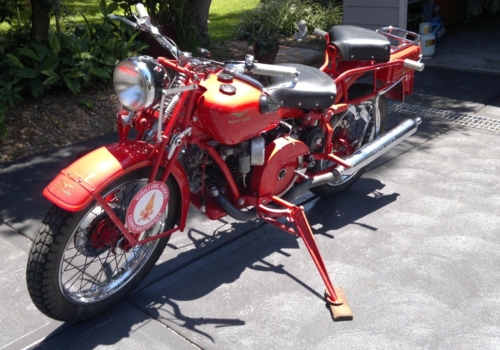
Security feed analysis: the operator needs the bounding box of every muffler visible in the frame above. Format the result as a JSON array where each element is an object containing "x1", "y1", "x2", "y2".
[
  {"x1": 283, "y1": 117, "x2": 422, "y2": 203},
  {"x1": 334, "y1": 116, "x2": 422, "y2": 177}
]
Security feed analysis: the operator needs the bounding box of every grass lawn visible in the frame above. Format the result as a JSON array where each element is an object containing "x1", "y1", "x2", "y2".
[
  {"x1": 61, "y1": 0, "x2": 110, "y2": 24},
  {"x1": 208, "y1": 0, "x2": 260, "y2": 43},
  {"x1": 0, "y1": 0, "x2": 120, "y2": 32}
]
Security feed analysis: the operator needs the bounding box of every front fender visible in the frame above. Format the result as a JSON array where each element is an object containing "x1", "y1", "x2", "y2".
[{"x1": 43, "y1": 140, "x2": 190, "y2": 231}]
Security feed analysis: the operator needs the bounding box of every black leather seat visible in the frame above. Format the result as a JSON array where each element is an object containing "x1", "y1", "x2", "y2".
[
  {"x1": 329, "y1": 25, "x2": 391, "y2": 62},
  {"x1": 266, "y1": 64, "x2": 337, "y2": 110}
]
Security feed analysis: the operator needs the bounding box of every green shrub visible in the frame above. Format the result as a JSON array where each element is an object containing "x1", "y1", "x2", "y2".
[
  {"x1": 235, "y1": 0, "x2": 342, "y2": 40},
  {"x1": 0, "y1": 0, "x2": 146, "y2": 138},
  {"x1": 0, "y1": 0, "x2": 27, "y2": 25}
]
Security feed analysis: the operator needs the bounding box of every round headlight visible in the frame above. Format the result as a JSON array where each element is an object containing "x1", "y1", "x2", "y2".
[{"x1": 113, "y1": 57, "x2": 165, "y2": 111}]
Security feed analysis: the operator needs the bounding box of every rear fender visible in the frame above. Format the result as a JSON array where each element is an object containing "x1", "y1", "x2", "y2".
[{"x1": 43, "y1": 141, "x2": 190, "y2": 231}]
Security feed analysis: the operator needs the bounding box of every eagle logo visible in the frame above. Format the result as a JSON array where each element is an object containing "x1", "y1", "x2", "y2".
[{"x1": 231, "y1": 110, "x2": 248, "y2": 119}]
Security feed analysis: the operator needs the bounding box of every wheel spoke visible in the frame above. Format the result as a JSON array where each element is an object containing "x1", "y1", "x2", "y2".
[
  {"x1": 57, "y1": 177, "x2": 166, "y2": 304},
  {"x1": 64, "y1": 252, "x2": 103, "y2": 291}
]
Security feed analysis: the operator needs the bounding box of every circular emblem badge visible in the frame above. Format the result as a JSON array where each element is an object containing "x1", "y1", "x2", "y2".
[{"x1": 125, "y1": 181, "x2": 169, "y2": 234}]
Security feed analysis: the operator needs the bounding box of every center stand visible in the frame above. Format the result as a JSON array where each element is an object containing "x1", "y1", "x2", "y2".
[{"x1": 258, "y1": 196, "x2": 353, "y2": 321}]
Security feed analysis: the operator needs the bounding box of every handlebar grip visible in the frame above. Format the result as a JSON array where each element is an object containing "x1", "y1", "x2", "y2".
[
  {"x1": 313, "y1": 28, "x2": 327, "y2": 38},
  {"x1": 253, "y1": 63, "x2": 299, "y2": 79},
  {"x1": 404, "y1": 59, "x2": 425, "y2": 72},
  {"x1": 135, "y1": 3, "x2": 149, "y2": 19}
]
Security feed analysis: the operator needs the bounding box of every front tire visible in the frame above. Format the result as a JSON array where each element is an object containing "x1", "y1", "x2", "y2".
[
  {"x1": 310, "y1": 84, "x2": 388, "y2": 197},
  {"x1": 26, "y1": 169, "x2": 179, "y2": 322}
]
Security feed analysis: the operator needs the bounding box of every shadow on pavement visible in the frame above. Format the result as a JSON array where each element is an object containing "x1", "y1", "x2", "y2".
[
  {"x1": 307, "y1": 178, "x2": 399, "y2": 235},
  {"x1": 0, "y1": 133, "x2": 117, "y2": 240},
  {"x1": 408, "y1": 66, "x2": 500, "y2": 114}
]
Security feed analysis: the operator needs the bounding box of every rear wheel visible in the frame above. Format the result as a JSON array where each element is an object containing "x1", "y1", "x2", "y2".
[
  {"x1": 310, "y1": 84, "x2": 388, "y2": 197},
  {"x1": 26, "y1": 169, "x2": 179, "y2": 322}
]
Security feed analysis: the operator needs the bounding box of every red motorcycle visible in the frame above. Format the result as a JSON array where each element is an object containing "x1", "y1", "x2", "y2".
[{"x1": 26, "y1": 4, "x2": 424, "y2": 322}]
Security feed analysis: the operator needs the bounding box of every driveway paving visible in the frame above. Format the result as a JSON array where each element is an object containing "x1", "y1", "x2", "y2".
[
  {"x1": 407, "y1": 66, "x2": 500, "y2": 116},
  {"x1": 114, "y1": 118, "x2": 500, "y2": 350}
]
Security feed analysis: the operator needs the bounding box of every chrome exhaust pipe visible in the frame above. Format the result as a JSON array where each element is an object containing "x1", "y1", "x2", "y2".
[
  {"x1": 334, "y1": 117, "x2": 421, "y2": 178},
  {"x1": 283, "y1": 117, "x2": 421, "y2": 203}
]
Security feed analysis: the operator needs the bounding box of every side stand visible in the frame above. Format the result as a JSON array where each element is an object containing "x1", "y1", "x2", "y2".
[{"x1": 259, "y1": 196, "x2": 353, "y2": 321}]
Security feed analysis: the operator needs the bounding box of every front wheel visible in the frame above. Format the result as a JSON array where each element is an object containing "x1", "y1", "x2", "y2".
[
  {"x1": 26, "y1": 169, "x2": 179, "y2": 322},
  {"x1": 310, "y1": 84, "x2": 388, "y2": 197}
]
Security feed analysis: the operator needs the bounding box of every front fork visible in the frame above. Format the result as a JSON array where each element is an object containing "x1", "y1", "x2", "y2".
[
  {"x1": 97, "y1": 88, "x2": 197, "y2": 249},
  {"x1": 93, "y1": 138, "x2": 187, "y2": 249},
  {"x1": 258, "y1": 196, "x2": 353, "y2": 321}
]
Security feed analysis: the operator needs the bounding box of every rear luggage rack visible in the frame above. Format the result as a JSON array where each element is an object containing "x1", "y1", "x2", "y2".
[{"x1": 377, "y1": 27, "x2": 421, "y2": 54}]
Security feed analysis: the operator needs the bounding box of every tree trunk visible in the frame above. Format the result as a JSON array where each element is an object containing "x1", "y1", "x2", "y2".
[
  {"x1": 188, "y1": 0, "x2": 212, "y2": 47},
  {"x1": 30, "y1": 0, "x2": 50, "y2": 40}
]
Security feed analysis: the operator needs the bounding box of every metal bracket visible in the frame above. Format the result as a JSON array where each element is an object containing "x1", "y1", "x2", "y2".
[
  {"x1": 162, "y1": 84, "x2": 198, "y2": 96},
  {"x1": 167, "y1": 127, "x2": 192, "y2": 160}
]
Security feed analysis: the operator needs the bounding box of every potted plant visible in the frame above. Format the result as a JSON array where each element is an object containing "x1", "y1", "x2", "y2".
[
  {"x1": 252, "y1": 25, "x2": 280, "y2": 64},
  {"x1": 235, "y1": 2, "x2": 282, "y2": 64}
]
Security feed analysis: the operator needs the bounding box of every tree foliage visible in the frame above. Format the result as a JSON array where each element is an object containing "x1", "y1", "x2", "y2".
[{"x1": 110, "y1": 0, "x2": 212, "y2": 50}]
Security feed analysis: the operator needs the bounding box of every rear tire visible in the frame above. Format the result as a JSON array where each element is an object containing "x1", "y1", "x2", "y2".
[
  {"x1": 310, "y1": 84, "x2": 388, "y2": 197},
  {"x1": 26, "y1": 169, "x2": 180, "y2": 322}
]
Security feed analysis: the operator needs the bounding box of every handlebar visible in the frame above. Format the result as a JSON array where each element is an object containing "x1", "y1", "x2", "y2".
[
  {"x1": 135, "y1": 3, "x2": 149, "y2": 19},
  {"x1": 109, "y1": 4, "x2": 181, "y2": 60},
  {"x1": 403, "y1": 59, "x2": 425, "y2": 72},
  {"x1": 108, "y1": 14, "x2": 137, "y2": 29},
  {"x1": 253, "y1": 63, "x2": 299, "y2": 79},
  {"x1": 244, "y1": 54, "x2": 299, "y2": 80},
  {"x1": 313, "y1": 28, "x2": 327, "y2": 39}
]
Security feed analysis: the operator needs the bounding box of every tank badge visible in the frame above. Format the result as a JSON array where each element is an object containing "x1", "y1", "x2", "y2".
[{"x1": 228, "y1": 110, "x2": 250, "y2": 125}]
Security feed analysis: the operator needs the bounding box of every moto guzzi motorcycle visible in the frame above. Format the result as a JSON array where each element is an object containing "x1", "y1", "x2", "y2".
[{"x1": 26, "y1": 4, "x2": 424, "y2": 322}]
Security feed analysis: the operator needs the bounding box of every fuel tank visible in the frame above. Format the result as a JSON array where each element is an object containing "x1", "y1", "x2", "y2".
[{"x1": 194, "y1": 72, "x2": 281, "y2": 145}]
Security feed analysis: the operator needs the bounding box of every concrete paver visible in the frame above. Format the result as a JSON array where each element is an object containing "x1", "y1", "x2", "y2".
[
  {"x1": 0, "y1": 133, "x2": 117, "y2": 240},
  {"x1": 0, "y1": 224, "x2": 64, "y2": 350},
  {"x1": 33, "y1": 301, "x2": 198, "y2": 350},
  {"x1": 476, "y1": 96, "x2": 500, "y2": 120}
]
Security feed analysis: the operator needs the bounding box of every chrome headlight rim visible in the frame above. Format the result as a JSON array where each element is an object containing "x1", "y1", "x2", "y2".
[{"x1": 113, "y1": 57, "x2": 160, "y2": 112}]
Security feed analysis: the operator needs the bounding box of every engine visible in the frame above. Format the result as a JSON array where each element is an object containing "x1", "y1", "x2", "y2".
[
  {"x1": 181, "y1": 136, "x2": 265, "y2": 192},
  {"x1": 181, "y1": 133, "x2": 309, "y2": 199}
]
